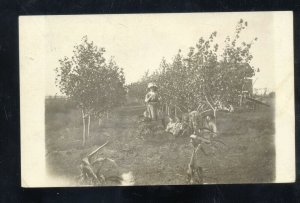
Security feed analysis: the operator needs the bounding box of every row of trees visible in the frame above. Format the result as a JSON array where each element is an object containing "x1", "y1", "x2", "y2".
[
  {"x1": 55, "y1": 19, "x2": 258, "y2": 145},
  {"x1": 128, "y1": 19, "x2": 258, "y2": 119},
  {"x1": 55, "y1": 36, "x2": 126, "y2": 145}
]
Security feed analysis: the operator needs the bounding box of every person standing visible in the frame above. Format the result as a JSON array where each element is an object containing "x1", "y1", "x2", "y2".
[{"x1": 145, "y1": 83, "x2": 160, "y2": 121}]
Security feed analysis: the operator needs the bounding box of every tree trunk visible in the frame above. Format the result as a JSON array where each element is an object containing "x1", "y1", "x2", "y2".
[
  {"x1": 213, "y1": 108, "x2": 217, "y2": 126},
  {"x1": 98, "y1": 117, "x2": 102, "y2": 126},
  {"x1": 87, "y1": 114, "x2": 91, "y2": 138},
  {"x1": 239, "y1": 95, "x2": 243, "y2": 107},
  {"x1": 204, "y1": 95, "x2": 217, "y2": 124},
  {"x1": 165, "y1": 103, "x2": 167, "y2": 114},
  {"x1": 82, "y1": 109, "x2": 86, "y2": 146}
]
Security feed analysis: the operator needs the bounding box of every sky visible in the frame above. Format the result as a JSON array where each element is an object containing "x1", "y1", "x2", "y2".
[{"x1": 30, "y1": 12, "x2": 275, "y2": 96}]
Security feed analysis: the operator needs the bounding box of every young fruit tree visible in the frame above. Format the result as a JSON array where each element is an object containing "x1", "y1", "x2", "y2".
[
  {"x1": 200, "y1": 19, "x2": 258, "y2": 117},
  {"x1": 55, "y1": 36, "x2": 126, "y2": 146}
]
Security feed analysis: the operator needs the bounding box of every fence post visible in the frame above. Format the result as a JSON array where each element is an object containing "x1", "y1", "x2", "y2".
[{"x1": 81, "y1": 109, "x2": 86, "y2": 146}]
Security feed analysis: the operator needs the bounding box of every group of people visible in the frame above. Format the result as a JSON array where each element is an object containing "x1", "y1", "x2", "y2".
[{"x1": 143, "y1": 82, "x2": 217, "y2": 141}]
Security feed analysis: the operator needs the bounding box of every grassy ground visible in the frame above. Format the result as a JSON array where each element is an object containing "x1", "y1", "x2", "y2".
[{"x1": 45, "y1": 99, "x2": 275, "y2": 185}]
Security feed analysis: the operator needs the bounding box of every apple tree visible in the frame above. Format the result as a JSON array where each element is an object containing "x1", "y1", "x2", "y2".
[{"x1": 55, "y1": 36, "x2": 126, "y2": 146}]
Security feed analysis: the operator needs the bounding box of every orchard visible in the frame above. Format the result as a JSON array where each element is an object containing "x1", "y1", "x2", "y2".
[{"x1": 49, "y1": 19, "x2": 275, "y2": 185}]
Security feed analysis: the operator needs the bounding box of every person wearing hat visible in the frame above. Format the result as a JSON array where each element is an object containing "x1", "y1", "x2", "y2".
[{"x1": 145, "y1": 82, "x2": 160, "y2": 121}]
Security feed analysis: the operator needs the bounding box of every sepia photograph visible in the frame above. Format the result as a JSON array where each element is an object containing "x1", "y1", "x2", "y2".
[{"x1": 20, "y1": 12, "x2": 295, "y2": 187}]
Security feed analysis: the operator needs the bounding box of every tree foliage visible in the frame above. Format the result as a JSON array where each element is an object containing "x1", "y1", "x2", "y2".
[
  {"x1": 55, "y1": 36, "x2": 126, "y2": 144},
  {"x1": 128, "y1": 19, "x2": 258, "y2": 116},
  {"x1": 55, "y1": 36, "x2": 126, "y2": 116}
]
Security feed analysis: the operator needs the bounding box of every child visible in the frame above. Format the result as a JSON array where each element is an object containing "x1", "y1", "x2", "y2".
[
  {"x1": 165, "y1": 116, "x2": 176, "y2": 134},
  {"x1": 165, "y1": 116, "x2": 182, "y2": 136},
  {"x1": 202, "y1": 115, "x2": 217, "y2": 138},
  {"x1": 173, "y1": 116, "x2": 183, "y2": 136},
  {"x1": 181, "y1": 114, "x2": 192, "y2": 137}
]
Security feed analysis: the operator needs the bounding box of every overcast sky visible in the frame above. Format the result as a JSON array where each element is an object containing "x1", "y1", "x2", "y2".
[{"x1": 26, "y1": 12, "x2": 276, "y2": 96}]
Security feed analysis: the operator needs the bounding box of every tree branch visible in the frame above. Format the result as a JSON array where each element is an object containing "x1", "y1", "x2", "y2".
[
  {"x1": 169, "y1": 103, "x2": 186, "y2": 113},
  {"x1": 87, "y1": 141, "x2": 109, "y2": 162},
  {"x1": 204, "y1": 95, "x2": 215, "y2": 111},
  {"x1": 198, "y1": 109, "x2": 212, "y2": 116}
]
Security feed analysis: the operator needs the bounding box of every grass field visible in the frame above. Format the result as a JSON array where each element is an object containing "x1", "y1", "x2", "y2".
[{"x1": 45, "y1": 98, "x2": 275, "y2": 185}]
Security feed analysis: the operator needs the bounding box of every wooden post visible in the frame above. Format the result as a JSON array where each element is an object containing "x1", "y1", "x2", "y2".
[{"x1": 81, "y1": 109, "x2": 86, "y2": 146}]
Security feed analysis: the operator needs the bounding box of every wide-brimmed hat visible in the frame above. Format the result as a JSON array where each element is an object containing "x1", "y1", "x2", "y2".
[{"x1": 148, "y1": 82, "x2": 157, "y2": 89}]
